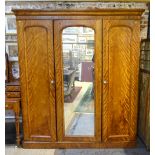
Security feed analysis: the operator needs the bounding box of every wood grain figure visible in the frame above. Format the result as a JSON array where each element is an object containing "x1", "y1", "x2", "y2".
[{"x1": 13, "y1": 9, "x2": 143, "y2": 148}]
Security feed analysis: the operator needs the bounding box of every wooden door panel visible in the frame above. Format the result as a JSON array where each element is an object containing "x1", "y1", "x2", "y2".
[
  {"x1": 103, "y1": 20, "x2": 140, "y2": 142},
  {"x1": 54, "y1": 19, "x2": 102, "y2": 142},
  {"x1": 109, "y1": 26, "x2": 131, "y2": 137},
  {"x1": 17, "y1": 20, "x2": 56, "y2": 141},
  {"x1": 25, "y1": 26, "x2": 51, "y2": 138}
]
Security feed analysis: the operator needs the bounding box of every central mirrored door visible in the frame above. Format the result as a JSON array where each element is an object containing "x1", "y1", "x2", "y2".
[
  {"x1": 54, "y1": 20, "x2": 102, "y2": 142},
  {"x1": 62, "y1": 27, "x2": 95, "y2": 136}
]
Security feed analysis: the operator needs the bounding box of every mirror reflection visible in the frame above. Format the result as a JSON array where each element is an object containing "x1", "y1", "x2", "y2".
[{"x1": 62, "y1": 27, "x2": 95, "y2": 136}]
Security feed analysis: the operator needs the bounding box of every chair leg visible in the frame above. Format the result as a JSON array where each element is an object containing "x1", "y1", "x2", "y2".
[
  {"x1": 69, "y1": 94, "x2": 72, "y2": 100},
  {"x1": 73, "y1": 81, "x2": 75, "y2": 89}
]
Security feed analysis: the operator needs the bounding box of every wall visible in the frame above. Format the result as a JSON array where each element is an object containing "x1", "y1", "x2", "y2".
[{"x1": 5, "y1": 1, "x2": 149, "y2": 39}]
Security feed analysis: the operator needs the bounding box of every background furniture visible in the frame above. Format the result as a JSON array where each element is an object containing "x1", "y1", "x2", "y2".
[
  {"x1": 5, "y1": 50, "x2": 21, "y2": 146},
  {"x1": 5, "y1": 82, "x2": 21, "y2": 146},
  {"x1": 81, "y1": 62, "x2": 94, "y2": 82},
  {"x1": 5, "y1": 98, "x2": 20, "y2": 146},
  {"x1": 64, "y1": 70, "x2": 76, "y2": 98},
  {"x1": 14, "y1": 9, "x2": 143, "y2": 148},
  {"x1": 5, "y1": 53, "x2": 9, "y2": 83},
  {"x1": 64, "y1": 69, "x2": 75, "y2": 87},
  {"x1": 138, "y1": 39, "x2": 150, "y2": 150}
]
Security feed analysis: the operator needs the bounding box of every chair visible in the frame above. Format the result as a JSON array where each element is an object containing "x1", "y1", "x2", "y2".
[{"x1": 64, "y1": 70, "x2": 76, "y2": 99}]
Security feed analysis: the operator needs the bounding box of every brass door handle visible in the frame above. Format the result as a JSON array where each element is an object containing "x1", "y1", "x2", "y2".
[
  {"x1": 51, "y1": 80, "x2": 55, "y2": 84},
  {"x1": 103, "y1": 80, "x2": 108, "y2": 84}
]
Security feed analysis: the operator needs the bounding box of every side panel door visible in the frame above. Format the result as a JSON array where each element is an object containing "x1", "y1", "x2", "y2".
[
  {"x1": 17, "y1": 20, "x2": 56, "y2": 141},
  {"x1": 103, "y1": 19, "x2": 140, "y2": 142}
]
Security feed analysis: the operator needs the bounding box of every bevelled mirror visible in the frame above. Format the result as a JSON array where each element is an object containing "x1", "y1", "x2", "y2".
[{"x1": 62, "y1": 27, "x2": 95, "y2": 136}]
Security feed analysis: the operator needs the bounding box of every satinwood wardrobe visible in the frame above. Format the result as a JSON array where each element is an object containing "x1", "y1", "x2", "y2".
[{"x1": 13, "y1": 9, "x2": 144, "y2": 148}]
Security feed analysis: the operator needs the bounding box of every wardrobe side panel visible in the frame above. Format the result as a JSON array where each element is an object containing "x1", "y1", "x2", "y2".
[
  {"x1": 17, "y1": 20, "x2": 56, "y2": 142},
  {"x1": 103, "y1": 19, "x2": 140, "y2": 142}
]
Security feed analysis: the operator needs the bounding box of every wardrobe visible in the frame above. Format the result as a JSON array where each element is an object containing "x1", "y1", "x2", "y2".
[{"x1": 13, "y1": 9, "x2": 144, "y2": 148}]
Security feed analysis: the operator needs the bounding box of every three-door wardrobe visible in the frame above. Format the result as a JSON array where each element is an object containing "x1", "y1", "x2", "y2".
[{"x1": 13, "y1": 9, "x2": 144, "y2": 148}]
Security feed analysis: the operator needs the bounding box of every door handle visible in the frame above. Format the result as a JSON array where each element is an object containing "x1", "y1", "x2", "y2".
[
  {"x1": 103, "y1": 80, "x2": 108, "y2": 84},
  {"x1": 51, "y1": 80, "x2": 55, "y2": 84}
]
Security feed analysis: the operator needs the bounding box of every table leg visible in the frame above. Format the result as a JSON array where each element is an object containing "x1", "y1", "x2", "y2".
[{"x1": 15, "y1": 111, "x2": 20, "y2": 146}]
